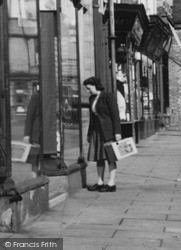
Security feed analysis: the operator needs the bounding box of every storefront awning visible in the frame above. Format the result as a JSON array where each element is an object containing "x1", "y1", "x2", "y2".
[
  {"x1": 139, "y1": 15, "x2": 172, "y2": 61},
  {"x1": 114, "y1": 3, "x2": 149, "y2": 46}
]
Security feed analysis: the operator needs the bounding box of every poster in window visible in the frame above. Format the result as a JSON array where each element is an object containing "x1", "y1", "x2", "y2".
[{"x1": 39, "y1": 0, "x2": 56, "y2": 11}]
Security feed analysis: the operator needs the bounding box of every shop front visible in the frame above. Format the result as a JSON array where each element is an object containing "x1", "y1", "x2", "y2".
[
  {"x1": 114, "y1": 3, "x2": 149, "y2": 142},
  {"x1": 114, "y1": 4, "x2": 172, "y2": 142},
  {"x1": 0, "y1": 0, "x2": 93, "y2": 232},
  {"x1": 138, "y1": 15, "x2": 172, "y2": 139}
]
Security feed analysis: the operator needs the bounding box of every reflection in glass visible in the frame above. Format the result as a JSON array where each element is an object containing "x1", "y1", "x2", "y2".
[
  {"x1": 60, "y1": 2, "x2": 80, "y2": 165},
  {"x1": 8, "y1": 0, "x2": 39, "y2": 184}
]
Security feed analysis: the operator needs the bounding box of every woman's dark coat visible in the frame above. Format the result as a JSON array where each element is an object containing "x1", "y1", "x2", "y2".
[
  {"x1": 87, "y1": 91, "x2": 121, "y2": 142},
  {"x1": 24, "y1": 93, "x2": 40, "y2": 144}
]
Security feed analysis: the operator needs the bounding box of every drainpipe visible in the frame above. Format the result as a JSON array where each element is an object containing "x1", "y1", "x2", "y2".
[{"x1": 109, "y1": 0, "x2": 117, "y2": 95}]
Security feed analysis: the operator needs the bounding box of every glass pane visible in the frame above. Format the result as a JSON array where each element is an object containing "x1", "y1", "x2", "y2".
[
  {"x1": 141, "y1": 55, "x2": 149, "y2": 119},
  {"x1": 8, "y1": 0, "x2": 40, "y2": 185},
  {"x1": 79, "y1": 5, "x2": 95, "y2": 156},
  {"x1": 116, "y1": 63, "x2": 130, "y2": 121},
  {"x1": 61, "y1": 1, "x2": 80, "y2": 165},
  {"x1": 8, "y1": 0, "x2": 37, "y2": 35},
  {"x1": 148, "y1": 59, "x2": 153, "y2": 117}
]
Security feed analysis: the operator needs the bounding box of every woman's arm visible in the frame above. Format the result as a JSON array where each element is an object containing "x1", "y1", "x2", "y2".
[
  {"x1": 24, "y1": 94, "x2": 38, "y2": 139},
  {"x1": 106, "y1": 92, "x2": 122, "y2": 138}
]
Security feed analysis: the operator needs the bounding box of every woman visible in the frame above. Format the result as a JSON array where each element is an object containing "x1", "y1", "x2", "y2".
[
  {"x1": 23, "y1": 85, "x2": 40, "y2": 174},
  {"x1": 84, "y1": 77, "x2": 122, "y2": 192},
  {"x1": 24, "y1": 87, "x2": 40, "y2": 145}
]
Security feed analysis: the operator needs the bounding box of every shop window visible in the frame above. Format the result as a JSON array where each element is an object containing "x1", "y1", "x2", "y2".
[
  {"x1": 8, "y1": 0, "x2": 37, "y2": 20},
  {"x1": 60, "y1": 1, "x2": 80, "y2": 165},
  {"x1": 116, "y1": 63, "x2": 131, "y2": 121},
  {"x1": 8, "y1": 0, "x2": 40, "y2": 184},
  {"x1": 140, "y1": 55, "x2": 154, "y2": 119},
  {"x1": 9, "y1": 37, "x2": 39, "y2": 74}
]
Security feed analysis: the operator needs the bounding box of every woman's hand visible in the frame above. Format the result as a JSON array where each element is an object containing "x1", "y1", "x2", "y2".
[{"x1": 115, "y1": 134, "x2": 122, "y2": 141}]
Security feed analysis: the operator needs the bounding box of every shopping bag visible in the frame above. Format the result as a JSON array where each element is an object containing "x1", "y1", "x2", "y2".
[{"x1": 104, "y1": 137, "x2": 137, "y2": 162}]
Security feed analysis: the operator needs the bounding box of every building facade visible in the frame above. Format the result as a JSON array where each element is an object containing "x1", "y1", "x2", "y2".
[
  {"x1": 0, "y1": 0, "x2": 95, "y2": 232},
  {"x1": 112, "y1": 1, "x2": 171, "y2": 141},
  {"x1": 168, "y1": 0, "x2": 181, "y2": 129},
  {"x1": 0, "y1": 0, "x2": 174, "y2": 231}
]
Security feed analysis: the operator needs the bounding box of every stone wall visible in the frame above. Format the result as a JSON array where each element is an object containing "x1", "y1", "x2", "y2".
[{"x1": 0, "y1": 176, "x2": 49, "y2": 232}]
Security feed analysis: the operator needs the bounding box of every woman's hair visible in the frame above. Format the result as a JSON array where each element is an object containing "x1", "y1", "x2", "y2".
[{"x1": 83, "y1": 77, "x2": 104, "y2": 91}]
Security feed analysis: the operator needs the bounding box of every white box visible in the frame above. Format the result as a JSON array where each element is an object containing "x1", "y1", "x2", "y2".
[
  {"x1": 112, "y1": 137, "x2": 138, "y2": 160},
  {"x1": 104, "y1": 137, "x2": 138, "y2": 162},
  {"x1": 11, "y1": 141, "x2": 40, "y2": 163}
]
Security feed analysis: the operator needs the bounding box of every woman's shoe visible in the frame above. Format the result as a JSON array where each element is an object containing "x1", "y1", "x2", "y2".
[
  {"x1": 99, "y1": 184, "x2": 116, "y2": 192},
  {"x1": 87, "y1": 183, "x2": 104, "y2": 191}
]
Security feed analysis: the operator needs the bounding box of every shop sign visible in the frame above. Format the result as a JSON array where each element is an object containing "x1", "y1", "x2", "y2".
[
  {"x1": 132, "y1": 16, "x2": 143, "y2": 46},
  {"x1": 115, "y1": 15, "x2": 134, "y2": 32},
  {"x1": 39, "y1": 0, "x2": 56, "y2": 11}
]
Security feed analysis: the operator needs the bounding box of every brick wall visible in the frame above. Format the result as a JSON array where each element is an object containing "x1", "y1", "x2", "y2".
[{"x1": 169, "y1": 30, "x2": 181, "y2": 128}]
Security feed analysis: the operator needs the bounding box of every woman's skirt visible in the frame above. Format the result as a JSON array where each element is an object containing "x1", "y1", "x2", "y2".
[{"x1": 87, "y1": 116, "x2": 106, "y2": 162}]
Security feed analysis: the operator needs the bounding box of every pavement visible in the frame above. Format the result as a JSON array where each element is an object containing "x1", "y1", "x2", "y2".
[{"x1": 1, "y1": 129, "x2": 181, "y2": 250}]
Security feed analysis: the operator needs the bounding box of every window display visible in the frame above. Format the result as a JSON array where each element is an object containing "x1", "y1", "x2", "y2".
[
  {"x1": 60, "y1": 1, "x2": 80, "y2": 165},
  {"x1": 8, "y1": 0, "x2": 40, "y2": 184},
  {"x1": 140, "y1": 54, "x2": 154, "y2": 119},
  {"x1": 116, "y1": 63, "x2": 130, "y2": 121}
]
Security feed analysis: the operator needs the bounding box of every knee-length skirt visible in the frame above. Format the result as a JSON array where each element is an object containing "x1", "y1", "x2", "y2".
[{"x1": 87, "y1": 115, "x2": 106, "y2": 162}]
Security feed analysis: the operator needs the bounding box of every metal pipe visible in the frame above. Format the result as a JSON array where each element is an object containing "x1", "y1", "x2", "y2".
[
  {"x1": 109, "y1": 0, "x2": 117, "y2": 95},
  {"x1": 36, "y1": 0, "x2": 44, "y2": 167},
  {"x1": 75, "y1": 10, "x2": 83, "y2": 158},
  {"x1": 56, "y1": 0, "x2": 65, "y2": 163}
]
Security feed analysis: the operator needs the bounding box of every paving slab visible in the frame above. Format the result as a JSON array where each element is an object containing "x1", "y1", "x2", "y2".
[
  {"x1": 114, "y1": 229, "x2": 181, "y2": 240},
  {"x1": 121, "y1": 218, "x2": 181, "y2": 230},
  {"x1": 63, "y1": 236, "x2": 161, "y2": 248},
  {"x1": 106, "y1": 247, "x2": 180, "y2": 250},
  {"x1": 161, "y1": 238, "x2": 181, "y2": 249},
  {"x1": 167, "y1": 215, "x2": 181, "y2": 221}
]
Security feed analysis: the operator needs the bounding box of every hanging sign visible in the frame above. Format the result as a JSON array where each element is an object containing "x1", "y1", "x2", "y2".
[
  {"x1": 39, "y1": 0, "x2": 57, "y2": 11},
  {"x1": 132, "y1": 16, "x2": 143, "y2": 46}
]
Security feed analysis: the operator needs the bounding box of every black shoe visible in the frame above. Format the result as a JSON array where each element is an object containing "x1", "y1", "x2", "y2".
[
  {"x1": 87, "y1": 183, "x2": 104, "y2": 191},
  {"x1": 99, "y1": 184, "x2": 116, "y2": 192}
]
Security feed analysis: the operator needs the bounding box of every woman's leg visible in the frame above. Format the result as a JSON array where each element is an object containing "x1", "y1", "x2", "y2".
[
  {"x1": 97, "y1": 159, "x2": 105, "y2": 185},
  {"x1": 87, "y1": 159, "x2": 105, "y2": 191},
  {"x1": 99, "y1": 161, "x2": 117, "y2": 192},
  {"x1": 108, "y1": 162, "x2": 117, "y2": 186}
]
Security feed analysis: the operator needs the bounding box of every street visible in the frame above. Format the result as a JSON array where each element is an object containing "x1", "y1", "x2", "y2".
[{"x1": 1, "y1": 129, "x2": 181, "y2": 250}]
